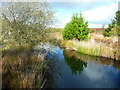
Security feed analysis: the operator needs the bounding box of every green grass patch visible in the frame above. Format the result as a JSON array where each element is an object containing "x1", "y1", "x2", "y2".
[{"x1": 77, "y1": 46, "x2": 100, "y2": 56}]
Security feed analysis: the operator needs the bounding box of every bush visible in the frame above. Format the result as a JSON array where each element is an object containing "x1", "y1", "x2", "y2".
[
  {"x1": 103, "y1": 20, "x2": 115, "y2": 37},
  {"x1": 103, "y1": 28, "x2": 111, "y2": 37},
  {"x1": 110, "y1": 25, "x2": 120, "y2": 37},
  {"x1": 103, "y1": 10, "x2": 120, "y2": 37},
  {"x1": 63, "y1": 13, "x2": 89, "y2": 40},
  {"x1": 2, "y1": 2, "x2": 54, "y2": 47}
]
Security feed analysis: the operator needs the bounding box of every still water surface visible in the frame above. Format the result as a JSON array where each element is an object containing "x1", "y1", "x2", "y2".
[
  {"x1": 48, "y1": 45, "x2": 120, "y2": 88},
  {"x1": 2, "y1": 44, "x2": 120, "y2": 88}
]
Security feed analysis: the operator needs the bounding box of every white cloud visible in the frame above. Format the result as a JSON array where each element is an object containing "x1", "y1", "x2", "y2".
[
  {"x1": 53, "y1": 15, "x2": 71, "y2": 28},
  {"x1": 2, "y1": 0, "x2": 118, "y2": 2},
  {"x1": 51, "y1": 2, "x2": 118, "y2": 28},
  {"x1": 88, "y1": 24, "x2": 108, "y2": 28},
  {"x1": 61, "y1": 3, "x2": 118, "y2": 28},
  {"x1": 48, "y1": 0, "x2": 117, "y2": 2},
  {"x1": 83, "y1": 3, "x2": 118, "y2": 23}
]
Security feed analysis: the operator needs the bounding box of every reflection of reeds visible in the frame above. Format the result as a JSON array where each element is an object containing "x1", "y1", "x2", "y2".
[
  {"x1": 64, "y1": 49, "x2": 120, "y2": 70},
  {"x1": 100, "y1": 57, "x2": 112, "y2": 65}
]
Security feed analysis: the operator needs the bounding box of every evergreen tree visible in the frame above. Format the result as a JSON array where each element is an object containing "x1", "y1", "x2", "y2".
[
  {"x1": 103, "y1": 20, "x2": 116, "y2": 37},
  {"x1": 63, "y1": 13, "x2": 89, "y2": 40},
  {"x1": 103, "y1": 10, "x2": 120, "y2": 37},
  {"x1": 115, "y1": 10, "x2": 120, "y2": 25}
]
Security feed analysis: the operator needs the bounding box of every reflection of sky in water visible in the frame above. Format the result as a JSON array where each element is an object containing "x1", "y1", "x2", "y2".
[
  {"x1": 53, "y1": 47, "x2": 120, "y2": 88},
  {"x1": 82, "y1": 62, "x2": 118, "y2": 88},
  {"x1": 37, "y1": 44, "x2": 120, "y2": 88}
]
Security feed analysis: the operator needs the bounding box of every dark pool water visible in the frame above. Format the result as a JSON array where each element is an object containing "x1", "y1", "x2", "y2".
[
  {"x1": 2, "y1": 44, "x2": 120, "y2": 88},
  {"x1": 49, "y1": 46, "x2": 120, "y2": 88}
]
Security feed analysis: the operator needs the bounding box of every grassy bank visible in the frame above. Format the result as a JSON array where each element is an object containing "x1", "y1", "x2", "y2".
[
  {"x1": 49, "y1": 32, "x2": 119, "y2": 60},
  {"x1": 2, "y1": 46, "x2": 47, "y2": 88},
  {"x1": 2, "y1": 44, "x2": 61, "y2": 88}
]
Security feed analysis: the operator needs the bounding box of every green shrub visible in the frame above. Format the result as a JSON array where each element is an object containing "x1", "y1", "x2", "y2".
[
  {"x1": 63, "y1": 13, "x2": 89, "y2": 40},
  {"x1": 103, "y1": 10, "x2": 120, "y2": 37},
  {"x1": 110, "y1": 26, "x2": 119, "y2": 36},
  {"x1": 103, "y1": 20, "x2": 115, "y2": 37},
  {"x1": 103, "y1": 28, "x2": 111, "y2": 37}
]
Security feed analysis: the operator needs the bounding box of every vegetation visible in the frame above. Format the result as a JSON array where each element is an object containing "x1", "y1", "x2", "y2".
[
  {"x1": 1, "y1": 2, "x2": 59, "y2": 88},
  {"x1": 2, "y1": 47, "x2": 45, "y2": 88},
  {"x1": 51, "y1": 30, "x2": 119, "y2": 60},
  {"x1": 1, "y1": 2, "x2": 120, "y2": 89},
  {"x1": 2, "y1": 46, "x2": 61, "y2": 88},
  {"x1": 2, "y1": 2, "x2": 54, "y2": 48},
  {"x1": 62, "y1": 13, "x2": 89, "y2": 40},
  {"x1": 64, "y1": 50, "x2": 87, "y2": 75},
  {"x1": 64, "y1": 49, "x2": 120, "y2": 69},
  {"x1": 103, "y1": 20, "x2": 116, "y2": 36},
  {"x1": 103, "y1": 10, "x2": 120, "y2": 37}
]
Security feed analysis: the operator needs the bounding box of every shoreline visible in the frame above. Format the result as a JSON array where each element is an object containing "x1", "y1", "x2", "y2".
[{"x1": 50, "y1": 32, "x2": 119, "y2": 60}]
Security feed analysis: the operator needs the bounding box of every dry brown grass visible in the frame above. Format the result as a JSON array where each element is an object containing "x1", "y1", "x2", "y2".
[
  {"x1": 2, "y1": 48, "x2": 46, "y2": 88},
  {"x1": 50, "y1": 32, "x2": 119, "y2": 60}
]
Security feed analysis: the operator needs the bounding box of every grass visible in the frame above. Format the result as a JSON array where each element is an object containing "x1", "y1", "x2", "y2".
[
  {"x1": 63, "y1": 38, "x2": 100, "y2": 56},
  {"x1": 49, "y1": 31, "x2": 119, "y2": 60},
  {"x1": 78, "y1": 47, "x2": 100, "y2": 56},
  {"x1": 2, "y1": 42, "x2": 62, "y2": 88},
  {"x1": 2, "y1": 46, "x2": 47, "y2": 88}
]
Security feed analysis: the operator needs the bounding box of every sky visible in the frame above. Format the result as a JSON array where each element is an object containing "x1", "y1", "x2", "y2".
[
  {"x1": 49, "y1": 0, "x2": 119, "y2": 28},
  {"x1": 0, "y1": 0, "x2": 119, "y2": 28}
]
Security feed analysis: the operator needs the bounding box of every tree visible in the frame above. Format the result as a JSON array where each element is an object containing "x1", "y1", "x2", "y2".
[
  {"x1": 64, "y1": 50, "x2": 87, "y2": 75},
  {"x1": 2, "y1": 2, "x2": 54, "y2": 47},
  {"x1": 103, "y1": 20, "x2": 116, "y2": 37},
  {"x1": 62, "y1": 13, "x2": 89, "y2": 40},
  {"x1": 115, "y1": 10, "x2": 120, "y2": 25},
  {"x1": 114, "y1": 10, "x2": 120, "y2": 36},
  {"x1": 103, "y1": 10, "x2": 120, "y2": 37}
]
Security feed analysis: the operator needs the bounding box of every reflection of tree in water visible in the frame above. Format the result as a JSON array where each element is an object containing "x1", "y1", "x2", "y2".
[
  {"x1": 43, "y1": 59, "x2": 61, "y2": 88},
  {"x1": 2, "y1": 46, "x2": 61, "y2": 88},
  {"x1": 43, "y1": 50, "x2": 62, "y2": 88},
  {"x1": 63, "y1": 49, "x2": 120, "y2": 74},
  {"x1": 63, "y1": 50, "x2": 87, "y2": 75},
  {"x1": 113, "y1": 60, "x2": 120, "y2": 70}
]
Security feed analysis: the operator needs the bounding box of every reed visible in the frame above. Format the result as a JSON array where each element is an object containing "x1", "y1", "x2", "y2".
[{"x1": 63, "y1": 36, "x2": 119, "y2": 60}]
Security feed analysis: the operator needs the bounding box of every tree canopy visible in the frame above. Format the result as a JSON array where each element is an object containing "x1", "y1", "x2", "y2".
[
  {"x1": 2, "y1": 2, "x2": 54, "y2": 47},
  {"x1": 103, "y1": 10, "x2": 120, "y2": 37},
  {"x1": 62, "y1": 13, "x2": 89, "y2": 40}
]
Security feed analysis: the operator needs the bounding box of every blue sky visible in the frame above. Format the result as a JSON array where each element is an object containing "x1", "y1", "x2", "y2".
[
  {"x1": 49, "y1": 0, "x2": 119, "y2": 28},
  {"x1": 0, "y1": 0, "x2": 119, "y2": 28}
]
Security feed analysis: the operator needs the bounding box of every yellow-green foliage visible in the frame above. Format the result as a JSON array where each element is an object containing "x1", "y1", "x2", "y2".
[
  {"x1": 110, "y1": 25, "x2": 120, "y2": 36},
  {"x1": 78, "y1": 47, "x2": 100, "y2": 56},
  {"x1": 103, "y1": 10, "x2": 120, "y2": 37},
  {"x1": 62, "y1": 37, "x2": 119, "y2": 60}
]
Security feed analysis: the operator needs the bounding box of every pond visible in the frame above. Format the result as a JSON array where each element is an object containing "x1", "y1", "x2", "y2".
[
  {"x1": 47, "y1": 45, "x2": 120, "y2": 88},
  {"x1": 2, "y1": 43, "x2": 120, "y2": 88}
]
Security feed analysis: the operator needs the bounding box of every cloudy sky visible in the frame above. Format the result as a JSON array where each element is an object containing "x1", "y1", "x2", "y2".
[
  {"x1": 49, "y1": 0, "x2": 119, "y2": 28},
  {"x1": 1, "y1": 0, "x2": 119, "y2": 28}
]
